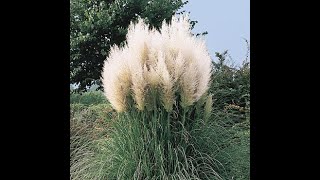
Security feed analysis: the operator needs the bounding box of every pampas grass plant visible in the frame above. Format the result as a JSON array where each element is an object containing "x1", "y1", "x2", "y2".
[{"x1": 99, "y1": 14, "x2": 223, "y2": 179}]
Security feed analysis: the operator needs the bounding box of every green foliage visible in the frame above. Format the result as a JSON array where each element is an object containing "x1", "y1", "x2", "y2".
[
  {"x1": 70, "y1": 0, "x2": 191, "y2": 92},
  {"x1": 70, "y1": 103, "x2": 116, "y2": 179},
  {"x1": 70, "y1": 91, "x2": 107, "y2": 106},
  {"x1": 205, "y1": 47, "x2": 250, "y2": 179},
  {"x1": 210, "y1": 49, "x2": 250, "y2": 125},
  {"x1": 70, "y1": 100, "x2": 250, "y2": 179},
  {"x1": 71, "y1": 98, "x2": 227, "y2": 179},
  {"x1": 225, "y1": 127, "x2": 250, "y2": 180}
]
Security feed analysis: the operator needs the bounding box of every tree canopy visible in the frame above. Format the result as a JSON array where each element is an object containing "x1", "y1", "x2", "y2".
[{"x1": 70, "y1": 0, "x2": 197, "y2": 92}]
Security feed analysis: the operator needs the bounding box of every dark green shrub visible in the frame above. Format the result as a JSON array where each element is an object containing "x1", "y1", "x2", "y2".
[{"x1": 70, "y1": 91, "x2": 107, "y2": 106}]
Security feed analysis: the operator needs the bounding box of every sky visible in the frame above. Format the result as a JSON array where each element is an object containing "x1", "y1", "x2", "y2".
[{"x1": 181, "y1": 0, "x2": 250, "y2": 66}]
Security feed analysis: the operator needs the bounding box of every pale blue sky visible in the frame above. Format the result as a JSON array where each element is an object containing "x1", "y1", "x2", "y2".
[{"x1": 182, "y1": 0, "x2": 250, "y2": 66}]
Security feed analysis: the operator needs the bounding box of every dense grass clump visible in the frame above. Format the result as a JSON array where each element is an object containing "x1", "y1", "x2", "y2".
[
  {"x1": 93, "y1": 15, "x2": 225, "y2": 179},
  {"x1": 93, "y1": 98, "x2": 227, "y2": 179},
  {"x1": 70, "y1": 103, "x2": 116, "y2": 179},
  {"x1": 70, "y1": 100, "x2": 250, "y2": 180},
  {"x1": 70, "y1": 97, "x2": 250, "y2": 179}
]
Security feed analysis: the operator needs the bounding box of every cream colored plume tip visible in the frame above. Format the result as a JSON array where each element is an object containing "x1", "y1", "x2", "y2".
[{"x1": 102, "y1": 14, "x2": 212, "y2": 112}]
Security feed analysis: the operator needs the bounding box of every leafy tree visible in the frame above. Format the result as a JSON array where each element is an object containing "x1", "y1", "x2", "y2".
[{"x1": 71, "y1": 0, "x2": 200, "y2": 92}]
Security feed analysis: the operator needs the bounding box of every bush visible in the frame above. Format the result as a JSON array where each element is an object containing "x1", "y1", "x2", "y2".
[
  {"x1": 70, "y1": 91, "x2": 107, "y2": 106},
  {"x1": 207, "y1": 49, "x2": 250, "y2": 179},
  {"x1": 210, "y1": 50, "x2": 250, "y2": 125}
]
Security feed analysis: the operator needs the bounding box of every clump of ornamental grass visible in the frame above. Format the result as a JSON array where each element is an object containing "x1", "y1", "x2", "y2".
[
  {"x1": 70, "y1": 103, "x2": 116, "y2": 180},
  {"x1": 85, "y1": 15, "x2": 227, "y2": 179}
]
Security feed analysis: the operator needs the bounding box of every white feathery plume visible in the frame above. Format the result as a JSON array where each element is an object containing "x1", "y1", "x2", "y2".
[{"x1": 102, "y1": 14, "x2": 212, "y2": 112}]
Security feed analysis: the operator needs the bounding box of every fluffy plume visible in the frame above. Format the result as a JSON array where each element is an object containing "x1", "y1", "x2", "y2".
[
  {"x1": 102, "y1": 15, "x2": 212, "y2": 112},
  {"x1": 155, "y1": 51, "x2": 174, "y2": 111},
  {"x1": 204, "y1": 94, "x2": 213, "y2": 122}
]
